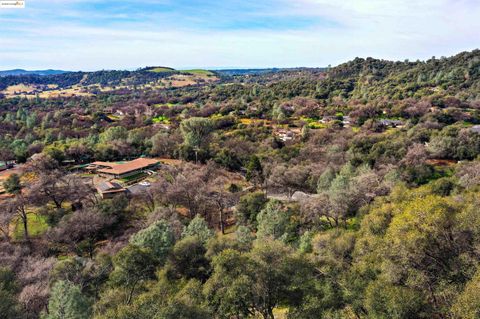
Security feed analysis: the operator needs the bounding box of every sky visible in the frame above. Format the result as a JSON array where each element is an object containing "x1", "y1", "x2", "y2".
[{"x1": 0, "y1": 0, "x2": 479, "y2": 71}]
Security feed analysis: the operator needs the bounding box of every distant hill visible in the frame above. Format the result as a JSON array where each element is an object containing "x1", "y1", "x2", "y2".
[
  {"x1": 0, "y1": 69, "x2": 177, "y2": 91},
  {"x1": 0, "y1": 69, "x2": 68, "y2": 77},
  {"x1": 142, "y1": 66, "x2": 176, "y2": 73},
  {"x1": 3, "y1": 49, "x2": 480, "y2": 100},
  {"x1": 144, "y1": 67, "x2": 216, "y2": 76},
  {"x1": 0, "y1": 66, "x2": 220, "y2": 97},
  {"x1": 216, "y1": 67, "x2": 327, "y2": 76}
]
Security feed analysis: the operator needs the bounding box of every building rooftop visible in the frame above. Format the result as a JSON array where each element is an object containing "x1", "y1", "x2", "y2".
[
  {"x1": 97, "y1": 181, "x2": 124, "y2": 192},
  {"x1": 97, "y1": 158, "x2": 160, "y2": 176},
  {"x1": 471, "y1": 125, "x2": 480, "y2": 133},
  {"x1": 91, "y1": 161, "x2": 116, "y2": 168}
]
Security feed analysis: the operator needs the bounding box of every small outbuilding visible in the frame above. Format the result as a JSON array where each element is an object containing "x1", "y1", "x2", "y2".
[
  {"x1": 470, "y1": 125, "x2": 480, "y2": 133},
  {"x1": 96, "y1": 181, "x2": 127, "y2": 199}
]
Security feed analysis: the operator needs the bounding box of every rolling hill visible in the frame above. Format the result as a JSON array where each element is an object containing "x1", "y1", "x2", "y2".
[{"x1": 0, "y1": 69, "x2": 68, "y2": 77}]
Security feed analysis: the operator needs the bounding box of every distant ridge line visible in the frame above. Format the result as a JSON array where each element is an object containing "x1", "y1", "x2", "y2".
[{"x1": 0, "y1": 69, "x2": 69, "y2": 77}]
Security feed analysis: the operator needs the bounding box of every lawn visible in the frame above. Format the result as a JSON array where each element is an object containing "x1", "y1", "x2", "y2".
[
  {"x1": 13, "y1": 213, "x2": 49, "y2": 240},
  {"x1": 119, "y1": 172, "x2": 148, "y2": 184},
  {"x1": 299, "y1": 117, "x2": 326, "y2": 129}
]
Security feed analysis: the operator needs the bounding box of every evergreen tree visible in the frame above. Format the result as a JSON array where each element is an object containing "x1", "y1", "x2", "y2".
[{"x1": 44, "y1": 280, "x2": 91, "y2": 319}]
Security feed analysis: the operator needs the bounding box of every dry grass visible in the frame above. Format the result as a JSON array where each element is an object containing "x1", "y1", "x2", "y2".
[
  {"x1": 2, "y1": 84, "x2": 92, "y2": 99},
  {"x1": 3, "y1": 84, "x2": 37, "y2": 98},
  {"x1": 0, "y1": 166, "x2": 24, "y2": 181},
  {"x1": 426, "y1": 159, "x2": 458, "y2": 167},
  {"x1": 2, "y1": 72, "x2": 218, "y2": 99},
  {"x1": 160, "y1": 73, "x2": 218, "y2": 88},
  {"x1": 240, "y1": 118, "x2": 272, "y2": 126},
  {"x1": 157, "y1": 158, "x2": 184, "y2": 166}
]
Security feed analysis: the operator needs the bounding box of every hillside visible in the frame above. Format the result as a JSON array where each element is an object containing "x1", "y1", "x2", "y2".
[
  {"x1": 0, "y1": 67, "x2": 219, "y2": 98},
  {"x1": 325, "y1": 50, "x2": 480, "y2": 100},
  {"x1": 4, "y1": 49, "x2": 479, "y2": 101},
  {"x1": 2, "y1": 49, "x2": 480, "y2": 319}
]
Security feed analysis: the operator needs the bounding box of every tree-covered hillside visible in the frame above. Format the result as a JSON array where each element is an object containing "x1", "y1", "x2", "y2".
[{"x1": 1, "y1": 50, "x2": 480, "y2": 319}]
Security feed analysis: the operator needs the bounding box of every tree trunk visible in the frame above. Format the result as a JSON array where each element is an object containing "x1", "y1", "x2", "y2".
[
  {"x1": 326, "y1": 217, "x2": 333, "y2": 228},
  {"x1": 261, "y1": 308, "x2": 275, "y2": 319},
  {"x1": 53, "y1": 198, "x2": 62, "y2": 209},
  {"x1": 22, "y1": 212, "x2": 29, "y2": 242},
  {"x1": 220, "y1": 209, "x2": 225, "y2": 235},
  {"x1": 268, "y1": 308, "x2": 275, "y2": 319},
  {"x1": 126, "y1": 282, "x2": 137, "y2": 305}
]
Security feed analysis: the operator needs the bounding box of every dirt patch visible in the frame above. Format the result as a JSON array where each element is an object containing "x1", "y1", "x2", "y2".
[
  {"x1": 157, "y1": 158, "x2": 184, "y2": 167},
  {"x1": 426, "y1": 159, "x2": 457, "y2": 167},
  {"x1": 0, "y1": 165, "x2": 24, "y2": 181}
]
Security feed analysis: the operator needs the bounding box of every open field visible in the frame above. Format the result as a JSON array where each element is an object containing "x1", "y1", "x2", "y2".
[
  {"x1": 180, "y1": 69, "x2": 215, "y2": 76},
  {"x1": 2, "y1": 84, "x2": 93, "y2": 99},
  {"x1": 147, "y1": 67, "x2": 176, "y2": 73},
  {"x1": 160, "y1": 73, "x2": 219, "y2": 88},
  {"x1": 1, "y1": 69, "x2": 218, "y2": 99}
]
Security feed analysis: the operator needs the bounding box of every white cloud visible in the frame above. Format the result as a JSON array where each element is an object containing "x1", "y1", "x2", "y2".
[{"x1": 1, "y1": 0, "x2": 479, "y2": 69}]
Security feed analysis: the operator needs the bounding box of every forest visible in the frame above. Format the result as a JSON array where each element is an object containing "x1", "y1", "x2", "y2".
[{"x1": 1, "y1": 49, "x2": 480, "y2": 319}]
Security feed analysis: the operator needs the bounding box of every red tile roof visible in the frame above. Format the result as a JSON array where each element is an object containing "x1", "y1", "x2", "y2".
[{"x1": 97, "y1": 158, "x2": 159, "y2": 175}]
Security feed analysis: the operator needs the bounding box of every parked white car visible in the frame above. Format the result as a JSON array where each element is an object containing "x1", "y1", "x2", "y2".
[{"x1": 139, "y1": 181, "x2": 151, "y2": 187}]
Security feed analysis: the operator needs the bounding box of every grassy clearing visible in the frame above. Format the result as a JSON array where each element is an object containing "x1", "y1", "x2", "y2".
[
  {"x1": 209, "y1": 113, "x2": 223, "y2": 119},
  {"x1": 4, "y1": 84, "x2": 37, "y2": 94},
  {"x1": 273, "y1": 308, "x2": 288, "y2": 319},
  {"x1": 180, "y1": 69, "x2": 214, "y2": 76},
  {"x1": 13, "y1": 213, "x2": 49, "y2": 240},
  {"x1": 154, "y1": 103, "x2": 178, "y2": 108},
  {"x1": 308, "y1": 122, "x2": 326, "y2": 129},
  {"x1": 300, "y1": 117, "x2": 326, "y2": 129},
  {"x1": 148, "y1": 67, "x2": 176, "y2": 73},
  {"x1": 107, "y1": 115, "x2": 122, "y2": 121},
  {"x1": 217, "y1": 224, "x2": 237, "y2": 239},
  {"x1": 37, "y1": 87, "x2": 92, "y2": 99},
  {"x1": 158, "y1": 158, "x2": 183, "y2": 166},
  {"x1": 152, "y1": 115, "x2": 171, "y2": 124},
  {"x1": 240, "y1": 118, "x2": 271, "y2": 125}
]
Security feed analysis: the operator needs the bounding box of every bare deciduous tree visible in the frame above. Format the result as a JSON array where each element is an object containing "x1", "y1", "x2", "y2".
[{"x1": 5, "y1": 195, "x2": 30, "y2": 241}]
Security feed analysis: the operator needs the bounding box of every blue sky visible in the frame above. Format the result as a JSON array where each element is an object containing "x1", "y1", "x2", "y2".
[{"x1": 0, "y1": 0, "x2": 479, "y2": 70}]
